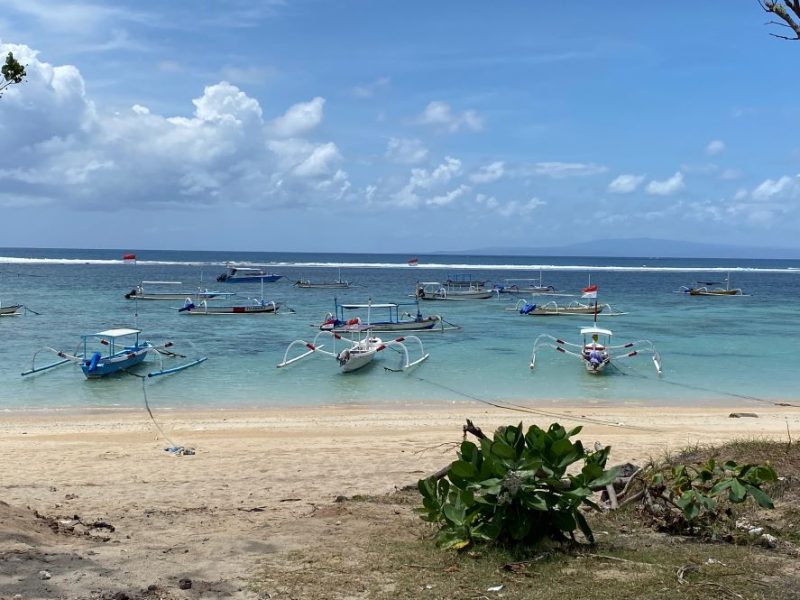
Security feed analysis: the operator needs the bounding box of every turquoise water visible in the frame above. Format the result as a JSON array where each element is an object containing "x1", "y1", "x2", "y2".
[{"x1": 1, "y1": 248, "x2": 799, "y2": 410}]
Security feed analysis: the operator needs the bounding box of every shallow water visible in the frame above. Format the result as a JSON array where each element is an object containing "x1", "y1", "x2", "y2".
[{"x1": 1, "y1": 248, "x2": 798, "y2": 410}]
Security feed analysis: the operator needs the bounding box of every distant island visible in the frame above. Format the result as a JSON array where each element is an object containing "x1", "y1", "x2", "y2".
[{"x1": 444, "y1": 238, "x2": 800, "y2": 260}]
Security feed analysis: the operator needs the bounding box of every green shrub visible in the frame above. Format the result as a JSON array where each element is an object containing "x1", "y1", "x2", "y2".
[{"x1": 417, "y1": 422, "x2": 617, "y2": 550}]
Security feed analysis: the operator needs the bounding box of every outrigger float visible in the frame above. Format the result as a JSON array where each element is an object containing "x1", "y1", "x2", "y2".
[
  {"x1": 319, "y1": 299, "x2": 460, "y2": 334},
  {"x1": 530, "y1": 326, "x2": 662, "y2": 375},
  {"x1": 512, "y1": 299, "x2": 627, "y2": 316},
  {"x1": 21, "y1": 328, "x2": 207, "y2": 379},
  {"x1": 277, "y1": 327, "x2": 429, "y2": 373}
]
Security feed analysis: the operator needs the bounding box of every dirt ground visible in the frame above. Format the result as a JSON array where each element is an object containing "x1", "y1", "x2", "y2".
[{"x1": 0, "y1": 404, "x2": 797, "y2": 599}]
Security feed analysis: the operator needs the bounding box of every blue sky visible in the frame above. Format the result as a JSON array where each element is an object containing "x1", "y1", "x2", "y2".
[{"x1": 1, "y1": 1, "x2": 798, "y2": 253}]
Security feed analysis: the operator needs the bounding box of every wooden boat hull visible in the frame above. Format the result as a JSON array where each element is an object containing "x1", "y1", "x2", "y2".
[
  {"x1": 294, "y1": 281, "x2": 352, "y2": 289},
  {"x1": 217, "y1": 274, "x2": 283, "y2": 283},
  {"x1": 182, "y1": 303, "x2": 280, "y2": 315},
  {"x1": 320, "y1": 317, "x2": 442, "y2": 334},
  {"x1": 689, "y1": 289, "x2": 740, "y2": 296},
  {"x1": 529, "y1": 305, "x2": 603, "y2": 316},
  {"x1": 0, "y1": 304, "x2": 22, "y2": 316},
  {"x1": 418, "y1": 291, "x2": 493, "y2": 301}
]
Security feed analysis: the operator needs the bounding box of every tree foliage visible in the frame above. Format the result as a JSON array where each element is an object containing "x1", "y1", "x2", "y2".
[
  {"x1": 1, "y1": 52, "x2": 26, "y2": 97},
  {"x1": 760, "y1": 1, "x2": 800, "y2": 40},
  {"x1": 417, "y1": 422, "x2": 617, "y2": 550}
]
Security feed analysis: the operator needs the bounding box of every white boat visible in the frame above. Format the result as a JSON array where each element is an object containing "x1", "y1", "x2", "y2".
[
  {"x1": 216, "y1": 265, "x2": 283, "y2": 283},
  {"x1": 124, "y1": 281, "x2": 234, "y2": 301},
  {"x1": 530, "y1": 325, "x2": 661, "y2": 375},
  {"x1": 277, "y1": 327, "x2": 429, "y2": 373},
  {"x1": 21, "y1": 328, "x2": 207, "y2": 379},
  {"x1": 415, "y1": 281, "x2": 493, "y2": 301},
  {"x1": 319, "y1": 299, "x2": 460, "y2": 333},
  {"x1": 180, "y1": 298, "x2": 284, "y2": 315}
]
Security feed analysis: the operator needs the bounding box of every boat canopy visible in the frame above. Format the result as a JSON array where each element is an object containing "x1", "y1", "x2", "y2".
[
  {"x1": 340, "y1": 303, "x2": 398, "y2": 310},
  {"x1": 580, "y1": 326, "x2": 612, "y2": 337},
  {"x1": 91, "y1": 328, "x2": 142, "y2": 338}
]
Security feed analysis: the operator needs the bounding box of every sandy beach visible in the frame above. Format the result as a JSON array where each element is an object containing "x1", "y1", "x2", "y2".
[{"x1": 1, "y1": 402, "x2": 797, "y2": 599}]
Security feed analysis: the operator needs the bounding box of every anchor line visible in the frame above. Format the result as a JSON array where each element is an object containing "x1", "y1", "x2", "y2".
[
  {"x1": 607, "y1": 364, "x2": 800, "y2": 409},
  {"x1": 408, "y1": 374, "x2": 657, "y2": 432},
  {"x1": 123, "y1": 369, "x2": 179, "y2": 449}
]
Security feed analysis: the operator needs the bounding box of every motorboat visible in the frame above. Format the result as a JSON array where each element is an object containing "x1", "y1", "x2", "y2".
[{"x1": 216, "y1": 265, "x2": 283, "y2": 283}]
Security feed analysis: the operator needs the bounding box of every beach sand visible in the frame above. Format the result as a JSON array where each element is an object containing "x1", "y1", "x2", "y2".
[{"x1": 1, "y1": 402, "x2": 797, "y2": 599}]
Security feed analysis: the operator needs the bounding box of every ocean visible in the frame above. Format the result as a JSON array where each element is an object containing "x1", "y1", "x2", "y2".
[{"x1": 1, "y1": 248, "x2": 798, "y2": 411}]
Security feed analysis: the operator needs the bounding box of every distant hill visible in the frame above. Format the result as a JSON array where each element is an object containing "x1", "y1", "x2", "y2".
[{"x1": 445, "y1": 238, "x2": 800, "y2": 260}]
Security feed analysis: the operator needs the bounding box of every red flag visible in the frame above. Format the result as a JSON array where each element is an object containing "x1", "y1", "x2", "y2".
[
  {"x1": 581, "y1": 284, "x2": 598, "y2": 299},
  {"x1": 123, "y1": 253, "x2": 136, "y2": 261}
]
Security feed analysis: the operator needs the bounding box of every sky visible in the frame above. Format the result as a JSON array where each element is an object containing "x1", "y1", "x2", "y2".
[{"x1": 0, "y1": 1, "x2": 799, "y2": 253}]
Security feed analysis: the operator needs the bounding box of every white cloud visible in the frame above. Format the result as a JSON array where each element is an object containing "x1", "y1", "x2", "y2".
[
  {"x1": 646, "y1": 172, "x2": 685, "y2": 196},
  {"x1": 607, "y1": 173, "x2": 645, "y2": 194},
  {"x1": 469, "y1": 161, "x2": 505, "y2": 184},
  {"x1": 530, "y1": 162, "x2": 607, "y2": 178},
  {"x1": 268, "y1": 96, "x2": 325, "y2": 138},
  {"x1": 385, "y1": 138, "x2": 428, "y2": 165},
  {"x1": 0, "y1": 42, "x2": 349, "y2": 211},
  {"x1": 352, "y1": 76, "x2": 390, "y2": 98},
  {"x1": 427, "y1": 184, "x2": 470, "y2": 207},
  {"x1": 720, "y1": 168, "x2": 741, "y2": 180},
  {"x1": 734, "y1": 188, "x2": 748, "y2": 201},
  {"x1": 497, "y1": 197, "x2": 545, "y2": 218},
  {"x1": 392, "y1": 157, "x2": 463, "y2": 208},
  {"x1": 706, "y1": 140, "x2": 725, "y2": 155},
  {"x1": 751, "y1": 175, "x2": 798, "y2": 201},
  {"x1": 417, "y1": 101, "x2": 483, "y2": 133}
]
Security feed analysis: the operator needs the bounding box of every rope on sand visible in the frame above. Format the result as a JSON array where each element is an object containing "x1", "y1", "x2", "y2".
[
  {"x1": 125, "y1": 370, "x2": 195, "y2": 456},
  {"x1": 408, "y1": 374, "x2": 658, "y2": 432}
]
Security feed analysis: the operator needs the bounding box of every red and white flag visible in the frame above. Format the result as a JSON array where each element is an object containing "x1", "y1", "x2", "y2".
[{"x1": 581, "y1": 284, "x2": 598, "y2": 299}]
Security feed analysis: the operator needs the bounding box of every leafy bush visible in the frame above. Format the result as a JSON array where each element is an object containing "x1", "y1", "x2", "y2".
[
  {"x1": 417, "y1": 422, "x2": 617, "y2": 550},
  {"x1": 641, "y1": 458, "x2": 777, "y2": 533}
]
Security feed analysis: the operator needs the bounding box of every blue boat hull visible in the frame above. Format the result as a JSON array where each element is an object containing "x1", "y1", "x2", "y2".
[{"x1": 81, "y1": 347, "x2": 149, "y2": 379}]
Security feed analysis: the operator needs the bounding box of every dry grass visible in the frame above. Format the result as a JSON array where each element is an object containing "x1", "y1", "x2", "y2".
[{"x1": 249, "y1": 440, "x2": 800, "y2": 600}]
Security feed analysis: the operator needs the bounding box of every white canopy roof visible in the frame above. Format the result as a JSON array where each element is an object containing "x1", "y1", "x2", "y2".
[
  {"x1": 92, "y1": 328, "x2": 141, "y2": 338},
  {"x1": 341, "y1": 303, "x2": 398, "y2": 309},
  {"x1": 580, "y1": 326, "x2": 612, "y2": 337}
]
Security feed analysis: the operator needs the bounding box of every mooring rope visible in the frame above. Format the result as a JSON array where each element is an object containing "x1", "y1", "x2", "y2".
[
  {"x1": 608, "y1": 363, "x2": 800, "y2": 409},
  {"x1": 406, "y1": 373, "x2": 657, "y2": 432}
]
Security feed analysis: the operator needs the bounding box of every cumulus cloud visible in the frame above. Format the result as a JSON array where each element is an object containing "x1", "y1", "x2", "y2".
[
  {"x1": 427, "y1": 184, "x2": 470, "y2": 207},
  {"x1": 393, "y1": 156, "x2": 463, "y2": 207},
  {"x1": 0, "y1": 42, "x2": 349, "y2": 210},
  {"x1": 268, "y1": 96, "x2": 325, "y2": 138},
  {"x1": 385, "y1": 138, "x2": 428, "y2": 165},
  {"x1": 646, "y1": 172, "x2": 685, "y2": 196},
  {"x1": 751, "y1": 175, "x2": 798, "y2": 201},
  {"x1": 607, "y1": 173, "x2": 645, "y2": 194},
  {"x1": 469, "y1": 161, "x2": 505, "y2": 184},
  {"x1": 417, "y1": 101, "x2": 483, "y2": 133},
  {"x1": 475, "y1": 193, "x2": 544, "y2": 217},
  {"x1": 706, "y1": 140, "x2": 725, "y2": 155}
]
